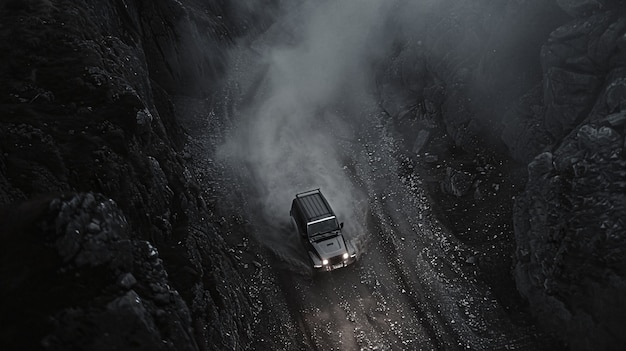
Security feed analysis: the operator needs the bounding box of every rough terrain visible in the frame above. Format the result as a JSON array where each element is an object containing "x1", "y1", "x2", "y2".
[{"x1": 1, "y1": 0, "x2": 625, "y2": 350}]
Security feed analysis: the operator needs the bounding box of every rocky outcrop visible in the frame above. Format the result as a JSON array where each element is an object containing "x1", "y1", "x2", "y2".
[
  {"x1": 0, "y1": 0, "x2": 268, "y2": 349},
  {"x1": 1, "y1": 193, "x2": 197, "y2": 351},
  {"x1": 503, "y1": 6, "x2": 626, "y2": 164},
  {"x1": 511, "y1": 3, "x2": 626, "y2": 349},
  {"x1": 513, "y1": 121, "x2": 626, "y2": 350},
  {"x1": 425, "y1": 0, "x2": 568, "y2": 152}
]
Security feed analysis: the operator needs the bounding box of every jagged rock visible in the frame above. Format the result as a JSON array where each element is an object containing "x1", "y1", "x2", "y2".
[
  {"x1": 510, "y1": 8, "x2": 626, "y2": 348},
  {"x1": 514, "y1": 122, "x2": 626, "y2": 350},
  {"x1": 504, "y1": 13, "x2": 626, "y2": 344},
  {"x1": 504, "y1": 10, "x2": 626, "y2": 164},
  {"x1": 0, "y1": 193, "x2": 198, "y2": 351},
  {"x1": 0, "y1": 1, "x2": 269, "y2": 350}
]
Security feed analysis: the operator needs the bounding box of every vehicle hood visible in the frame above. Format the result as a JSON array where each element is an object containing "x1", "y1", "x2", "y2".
[{"x1": 311, "y1": 234, "x2": 346, "y2": 259}]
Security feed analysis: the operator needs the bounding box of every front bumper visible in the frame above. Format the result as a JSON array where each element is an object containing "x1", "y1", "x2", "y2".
[{"x1": 313, "y1": 254, "x2": 357, "y2": 271}]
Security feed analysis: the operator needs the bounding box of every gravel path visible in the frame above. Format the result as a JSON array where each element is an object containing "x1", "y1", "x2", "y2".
[{"x1": 176, "y1": 9, "x2": 558, "y2": 350}]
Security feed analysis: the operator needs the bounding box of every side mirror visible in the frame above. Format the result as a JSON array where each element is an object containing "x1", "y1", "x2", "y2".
[{"x1": 340, "y1": 222, "x2": 344, "y2": 229}]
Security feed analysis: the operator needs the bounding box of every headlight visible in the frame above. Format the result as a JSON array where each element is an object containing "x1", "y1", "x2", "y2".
[
  {"x1": 322, "y1": 259, "x2": 329, "y2": 265},
  {"x1": 343, "y1": 253, "x2": 349, "y2": 260}
]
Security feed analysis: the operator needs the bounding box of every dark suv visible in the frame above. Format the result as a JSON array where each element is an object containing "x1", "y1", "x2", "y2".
[{"x1": 290, "y1": 189, "x2": 357, "y2": 271}]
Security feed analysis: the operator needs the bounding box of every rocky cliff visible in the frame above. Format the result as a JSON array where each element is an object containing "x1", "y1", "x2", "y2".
[
  {"x1": 0, "y1": 0, "x2": 270, "y2": 349},
  {"x1": 511, "y1": 2, "x2": 626, "y2": 349}
]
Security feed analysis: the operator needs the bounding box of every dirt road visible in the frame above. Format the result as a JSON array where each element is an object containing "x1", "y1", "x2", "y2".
[{"x1": 177, "y1": 6, "x2": 558, "y2": 349}]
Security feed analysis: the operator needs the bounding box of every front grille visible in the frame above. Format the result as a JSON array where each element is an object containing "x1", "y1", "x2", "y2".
[{"x1": 328, "y1": 255, "x2": 344, "y2": 266}]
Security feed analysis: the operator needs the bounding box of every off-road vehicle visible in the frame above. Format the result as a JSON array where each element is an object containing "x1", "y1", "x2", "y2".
[{"x1": 290, "y1": 189, "x2": 357, "y2": 271}]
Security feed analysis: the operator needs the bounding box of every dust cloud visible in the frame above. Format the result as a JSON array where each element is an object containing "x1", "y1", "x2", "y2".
[
  {"x1": 215, "y1": 0, "x2": 555, "y2": 268},
  {"x1": 216, "y1": 0, "x2": 439, "y2": 265},
  {"x1": 221, "y1": 1, "x2": 389, "y2": 215}
]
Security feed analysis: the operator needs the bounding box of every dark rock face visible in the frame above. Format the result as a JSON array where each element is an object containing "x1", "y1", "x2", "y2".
[
  {"x1": 0, "y1": 0, "x2": 269, "y2": 349},
  {"x1": 510, "y1": 3, "x2": 626, "y2": 350},
  {"x1": 425, "y1": 0, "x2": 569, "y2": 153},
  {"x1": 513, "y1": 122, "x2": 626, "y2": 350},
  {"x1": 503, "y1": 8, "x2": 626, "y2": 164},
  {"x1": 1, "y1": 193, "x2": 197, "y2": 351}
]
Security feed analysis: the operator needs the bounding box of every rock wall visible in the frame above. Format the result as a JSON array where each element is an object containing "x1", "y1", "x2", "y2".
[
  {"x1": 1, "y1": 193, "x2": 198, "y2": 351},
  {"x1": 511, "y1": 2, "x2": 626, "y2": 349},
  {"x1": 503, "y1": 2, "x2": 626, "y2": 164},
  {"x1": 514, "y1": 124, "x2": 626, "y2": 350},
  {"x1": 0, "y1": 0, "x2": 269, "y2": 349}
]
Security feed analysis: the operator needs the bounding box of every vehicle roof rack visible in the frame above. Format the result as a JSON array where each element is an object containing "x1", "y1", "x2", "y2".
[{"x1": 294, "y1": 189, "x2": 334, "y2": 222}]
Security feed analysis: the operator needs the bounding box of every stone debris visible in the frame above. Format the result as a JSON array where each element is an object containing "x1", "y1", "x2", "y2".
[{"x1": 441, "y1": 167, "x2": 476, "y2": 197}]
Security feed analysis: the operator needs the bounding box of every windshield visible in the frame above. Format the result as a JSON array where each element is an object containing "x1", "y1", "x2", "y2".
[{"x1": 308, "y1": 217, "x2": 339, "y2": 237}]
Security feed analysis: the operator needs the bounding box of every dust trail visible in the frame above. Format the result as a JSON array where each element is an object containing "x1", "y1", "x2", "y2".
[
  {"x1": 216, "y1": 0, "x2": 439, "y2": 262},
  {"x1": 220, "y1": 3, "x2": 386, "y2": 217}
]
